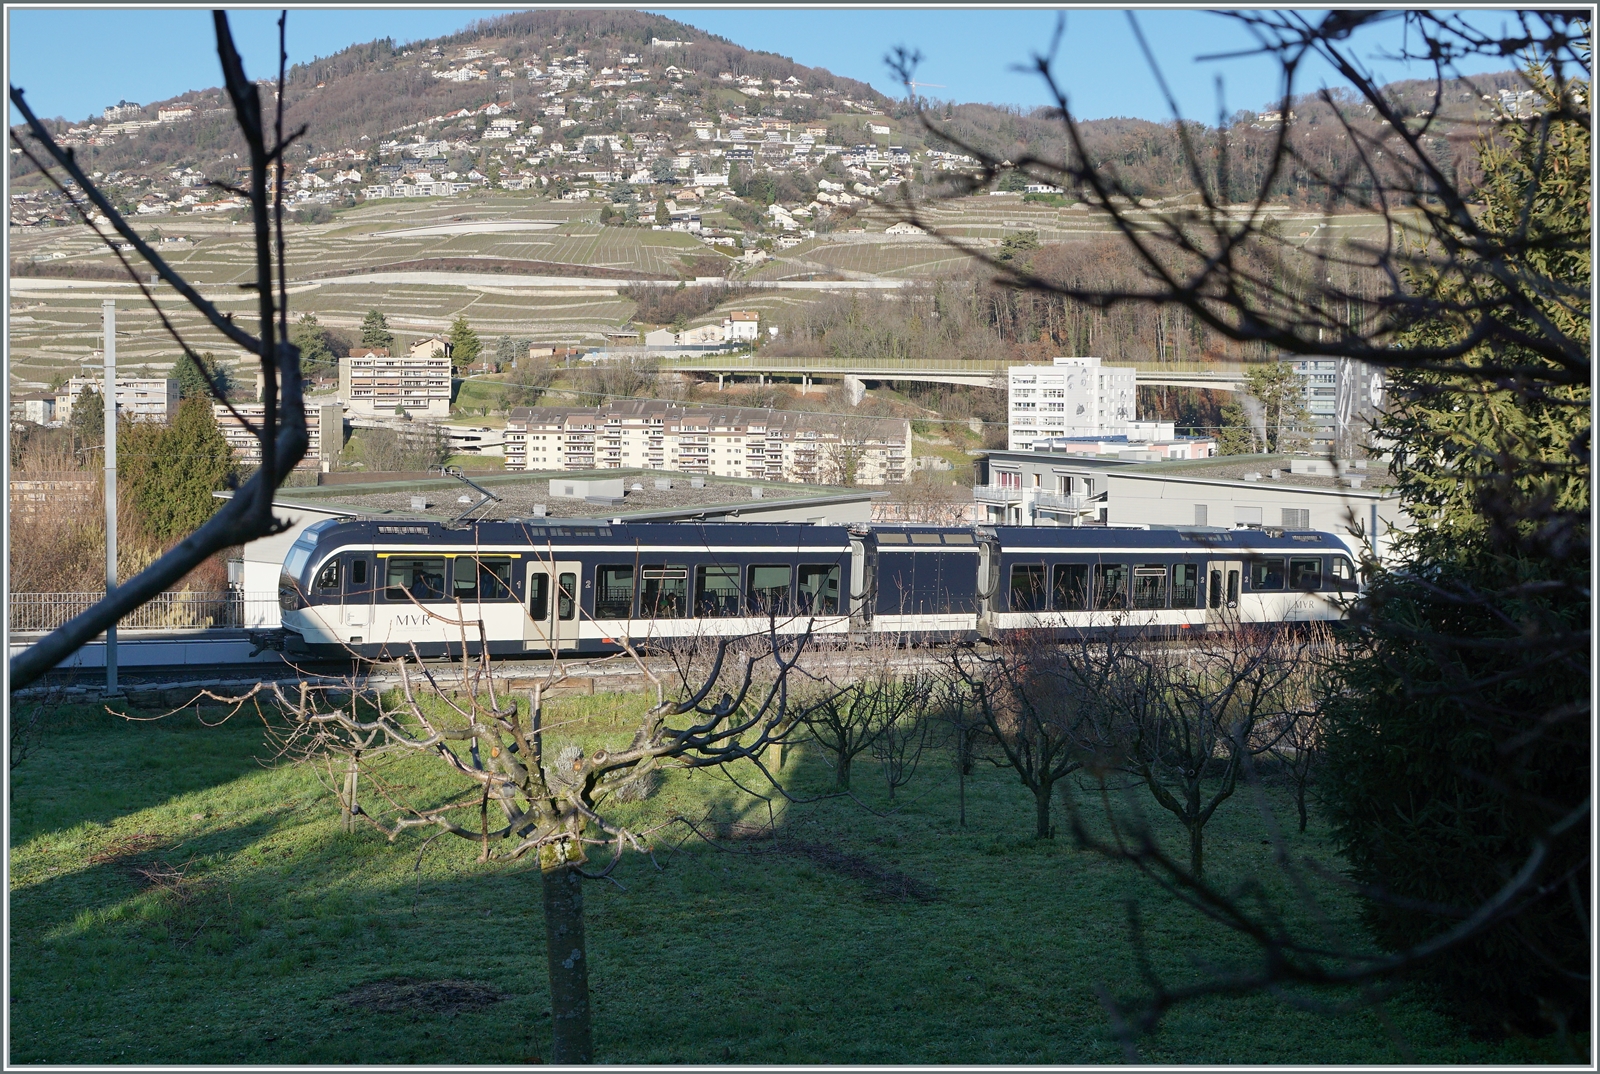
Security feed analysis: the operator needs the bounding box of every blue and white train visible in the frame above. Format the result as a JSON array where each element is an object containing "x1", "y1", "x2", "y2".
[{"x1": 275, "y1": 518, "x2": 1360, "y2": 660}]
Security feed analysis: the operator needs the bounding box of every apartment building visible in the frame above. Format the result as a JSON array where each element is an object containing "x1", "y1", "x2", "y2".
[
  {"x1": 338, "y1": 346, "x2": 451, "y2": 418},
  {"x1": 213, "y1": 402, "x2": 344, "y2": 471},
  {"x1": 1007, "y1": 356, "x2": 1137, "y2": 451},
  {"x1": 57, "y1": 377, "x2": 180, "y2": 424},
  {"x1": 1290, "y1": 356, "x2": 1385, "y2": 454},
  {"x1": 504, "y1": 401, "x2": 910, "y2": 485}
]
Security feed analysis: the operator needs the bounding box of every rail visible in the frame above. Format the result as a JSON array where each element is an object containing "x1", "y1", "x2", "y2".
[{"x1": 9, "y1": 591, "x2": 283, "y2": 633}]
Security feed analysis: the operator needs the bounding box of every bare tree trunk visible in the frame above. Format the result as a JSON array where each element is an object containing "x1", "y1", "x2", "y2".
[
  {"x1": 340, "y1": 754, "x2": 359, "y2": 833},
  {"x1": 1295, "y1": 780, "x2": 1308, "y2": 833},
  {"x1": 835, "y1": 754, "x2": 851, "y2": 791},
  {"x1": 1035, "y1": 782, "x2": 1053, "y2": 839},
  {"x1": 1189, "y1": 822, "x2": 1204, "y2": 879},
  {"x1": 541, "y1": 864, "x2": 593, "y2": 1064}
]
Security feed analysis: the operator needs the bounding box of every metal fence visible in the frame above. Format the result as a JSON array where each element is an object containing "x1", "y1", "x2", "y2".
[{"x1": 8, "y1": 591, "x2": 282, "y2": 633}]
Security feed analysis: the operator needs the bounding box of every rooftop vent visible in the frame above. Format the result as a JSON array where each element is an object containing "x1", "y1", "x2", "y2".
[
  {"x1": 751, "y1": 487, "x2": 764, "y2": 499},
  {"x1": 532, "y1": 503, "x2": 547, "y2": 518},
  {"x1": 655, "y1": 478, "x2": 673, "y2": 490},
  {"x1": 1242, "y1": 472, "x2": 1261, "y2": 482},
  {"x1": 690, "y1": 476, "x2": 705, "y2": 489},
  {"x1": 410, "y1": 495, "x2": 430, "y2": 510}
]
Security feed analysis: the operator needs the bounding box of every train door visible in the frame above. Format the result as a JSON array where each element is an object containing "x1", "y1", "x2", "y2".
[
  {"x1": 342, "y1": 552, "x2": 374, "y2": 645},
  {"x1": 1206, "y1": 557, "x2": 1243, "y2": 623},
  {"x1": 523, "y1": 559, "x2": 582, "y2": 652}
]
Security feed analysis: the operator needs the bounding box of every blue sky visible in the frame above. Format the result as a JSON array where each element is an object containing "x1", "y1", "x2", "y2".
[{"x1": 8, "y1": 8, "x2": 1524, "y2": 126}]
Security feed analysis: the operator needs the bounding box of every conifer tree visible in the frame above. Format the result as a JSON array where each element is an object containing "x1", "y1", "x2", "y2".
[
  {"x1": 448, "y1": 313, "x2": 482, "y2": 373},
  {"x1": 1319, "y1": 66, "x2": 1590, "y2": 1036},
  {"x1": 1217, "y1": 361, "x2": 1310, "y2": 454},
  {"x1": 360, "y1": 309, "x2": 394, "y2": 350},
  {"x1": 121, "y1": 398, "x2": 238, "y2": 545}
]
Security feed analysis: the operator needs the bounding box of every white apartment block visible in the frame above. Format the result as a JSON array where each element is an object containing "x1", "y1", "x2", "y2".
[
  {"x1": 339, "y1": 347, "x2": 451, "y2": 418},
  {"x1": 57, "y1": 377, "x2": 180, "y2": 424},
  {"x1": 1007, "y1": 357, "x2": 1136, "y2": 451},
  {"x1": 504, "y1": 401, "x2": 910, "y2": 486},
  {"x1": 213, "y1": 402, "x2": 344, "y2": 471}
]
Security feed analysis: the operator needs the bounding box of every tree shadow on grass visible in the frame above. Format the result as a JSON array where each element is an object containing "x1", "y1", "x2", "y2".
[{"x1": 10, "y1": 705, "x2": 277, "y2": 843}]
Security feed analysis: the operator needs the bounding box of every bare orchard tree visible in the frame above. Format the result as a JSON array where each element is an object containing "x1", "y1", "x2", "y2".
[
  {"x1": 867, "y1": 672, "x2": 935, "y2": 800},
  {"x1": 941, "y1": 629, "x2": 1114, "y2": 839},
  {"x1": 9, "y1": 12, "x2": 310, "y2": 689},
  {"x1": 211, "y1": 624, "x2": 816, "y2": 1063},
  {"x1": 793, "y1": 638, "x2": 923, "y2": 791},
  {"x1": 1068, "y1": 620, "x2": 1324, "y2": 879}
]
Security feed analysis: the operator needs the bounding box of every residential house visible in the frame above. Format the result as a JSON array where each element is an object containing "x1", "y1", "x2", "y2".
[
  {"x1": 339, "y1": 345, "x2": 451, "y2": 418},
  {"x1": 57, "y1": 376, "x2": 180, "y2": 424}
]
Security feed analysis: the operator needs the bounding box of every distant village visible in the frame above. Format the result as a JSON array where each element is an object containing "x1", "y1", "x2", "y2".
[{"x1": 9, "y1": 37, "x2": 986, "y2": 249}]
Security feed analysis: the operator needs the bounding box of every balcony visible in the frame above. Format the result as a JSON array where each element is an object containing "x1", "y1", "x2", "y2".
[
  {"x1": 1034, "y1": 491, "x2": 1086, "y2": 513},
  {"x1": 974, "y1": 485, "x2": 1025, "y2": 505}
]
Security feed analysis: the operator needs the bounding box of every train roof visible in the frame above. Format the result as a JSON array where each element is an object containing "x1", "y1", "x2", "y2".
[
  {"x1": 303, "y1": 517, "x2": 852, "y2": 550},
  {"x1": 988, "y1": 526, "x2": 1350, "y2": 552}
]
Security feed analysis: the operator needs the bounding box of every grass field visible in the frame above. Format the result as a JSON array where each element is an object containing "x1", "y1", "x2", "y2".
[{"x1": 8, "y1": 694, "x2": 1571, "y2": 1065}]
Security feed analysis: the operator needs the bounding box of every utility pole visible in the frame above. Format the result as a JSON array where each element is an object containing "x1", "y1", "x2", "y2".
[{"x1": 103, "y1": 299, "x2": 120, "y2": 697}]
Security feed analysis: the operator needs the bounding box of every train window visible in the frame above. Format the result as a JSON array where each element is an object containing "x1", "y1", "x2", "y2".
[
  {"x1": 1289, "y1": 557, "x2": 1322, "y2": 591},
  {"x1": 695, "y1": 565, "x2": 741, "y2": 617},
  {"x1": 451, "y1": 557, "x2": 513, "y2": 602},
  {"x1": 386, "y1": 557, "x2": 446, "y2": 602},
  {"x1": 1010, "y1": 564, "x2": 1046, "y2": 612},
  {"x1": 1051, "y1": 564, "x2": 1088, "y2": 610},
  {"x1": 640, "y1": 566, "x2": 688, "y2": 619},
  {"x1": 747, "y1": 565, "x2": 793, "y2": 615},
  {"x1": 1094, "y1": 564, "x2": 1129, "y2": 610},
  {"x1": 1227, "y1": 569, "x2": 1241, "y2": 606},
  {"x1": 1250, "y1": 558, "x2": 1286, "y2": 591},
  {"x1": 1209, "y1": 569, "x2": 1222, "y2": 609},
  {"x1": 1330, "y1": 556, "x2": 1357, "y2": 589},
  {"x1": 557, "y1": 572, "x2": 577, "y2": 620},
  {"x1": 797, "y1": 564, "x2": 840, "y2": 615},
  {"x1": 529, "y1": 572, "x2": 550, "y2": 621},
  {"x1": 315, "y1": 559, "x2": 340, "y2": 591},
  {"x1": 596, "y1": 565, "x2": 636, "y2": 619},
  {"x1": 350, "y1": 559, "x2": 368, "y2": 587},
  {"x1": 1133, "y1": 566, "x2": 1168, "y2": 609},
  {"x1": 1173, "y1": 564, "x2": 1201, "y2": 608}
]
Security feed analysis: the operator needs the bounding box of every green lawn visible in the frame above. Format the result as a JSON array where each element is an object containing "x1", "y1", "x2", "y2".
[{"x1": 8, "y1": 695, "x2": 1573, "y2": 1064}]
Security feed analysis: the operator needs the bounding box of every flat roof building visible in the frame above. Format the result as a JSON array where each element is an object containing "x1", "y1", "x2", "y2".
[
  {"x1": 974, "y1": 448, "x2": 1405, "y2": 562},
  {"x1": 1008, "y1": 356, "x2": 1136, "y2": 451},
  {"x1": 339, "y1": 346, "x2": 451, "y2": 418},
  {"x1": 57, "y1": 377, "x2": 180, "y2": 424}
]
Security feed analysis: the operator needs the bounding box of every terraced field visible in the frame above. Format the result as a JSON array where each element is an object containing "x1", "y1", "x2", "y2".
[{"x1": 8, "y1": 191, "x2": 1399, "y2": 393}]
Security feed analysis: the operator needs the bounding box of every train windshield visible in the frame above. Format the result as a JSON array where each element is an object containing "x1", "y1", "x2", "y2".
[{"x1": 282, "y1": 519, "x2": 341, "y2": 584}]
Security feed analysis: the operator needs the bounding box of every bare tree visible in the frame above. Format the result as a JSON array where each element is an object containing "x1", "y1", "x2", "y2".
[
  {"x1": 794, "y1": 641, "x2": 921, "y2": 791},
  {"x1": 200, "y1": 620, "x2": 816, "y2": 1064},
  {"x1": 1071, "y1": 620, "x2": 1322, "y2": 878},
  {"x1": 9, "y1": 12, "x2": 311, "y2": 689},
  {"x1": 942, "y1": 630, "x2": 1107, "y2": 839},
  {"x1": 868, "y1": 675, "x2": 934, "y2": 800}
]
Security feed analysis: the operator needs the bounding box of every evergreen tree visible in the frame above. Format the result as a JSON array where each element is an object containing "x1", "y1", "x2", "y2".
[
  {"x1": 122, "y1": 398, "x2": 237, "y2": 545},
  {"x1": 655, "y1": 197, "x2": 670, "y2": 226},
  {"x1": 291, "y1": 314, "x2": 337, "y2": 379},
  {"x1": 448, "y1": 313, "x2": 482, "y2": 373},
  {"x1": 1217, "y1": 361, "x2": 1309, "y2": 454},
  {"x1": 360, "y1": 309, "x2": 394, "y2": 351},
  {"x1": 173, "y1": 351, "x2": 233, "y2": 400},
  {"x1": 1319, "y1": 66, "x2": 1590, "y2": 1036},
  {"x1": 69, "y1": 386, "x2": 103, "y2": 441}
]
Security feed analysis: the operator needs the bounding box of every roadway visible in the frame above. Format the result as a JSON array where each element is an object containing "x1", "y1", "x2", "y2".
[{"x1": 657, "y1": 357, "x2": 1247, "y2": 391}]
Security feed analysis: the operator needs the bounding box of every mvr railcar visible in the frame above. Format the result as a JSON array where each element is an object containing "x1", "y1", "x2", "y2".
[{"x1": 275, "y1": 518, "x2": 1360, "y2": 660}]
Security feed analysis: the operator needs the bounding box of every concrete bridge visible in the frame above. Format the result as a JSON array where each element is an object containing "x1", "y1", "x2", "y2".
[{"x1": 658, "y1": 357, "x2": 1247, "y2": 392}]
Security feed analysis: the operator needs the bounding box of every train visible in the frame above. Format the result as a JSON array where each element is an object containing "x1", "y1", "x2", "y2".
[{"x1": 274, "y1": 517, "x2": 1361, "y2": 660}]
